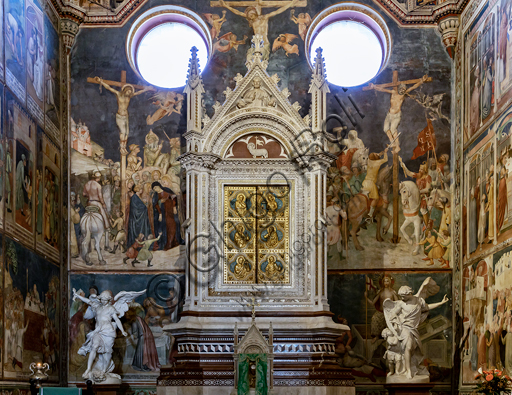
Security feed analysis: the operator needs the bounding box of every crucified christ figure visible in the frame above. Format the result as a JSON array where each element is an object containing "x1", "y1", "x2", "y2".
[
  {"x1": 94, "y1": 77, "x2": 154, "y2": 144},
  {"x1": 366, "y1": 74, "x2": 431, "y2": 145},
  {"x1": 217, "y1": 0, "x2": 301, "y2": 58}
]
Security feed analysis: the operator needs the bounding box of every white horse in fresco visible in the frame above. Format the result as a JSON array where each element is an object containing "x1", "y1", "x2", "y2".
[
  {"x1": 351, "y1": 147, "x2": 369, "y2": 172},
  {"x1": 399, "y1": 181, "x2": 422, "y2": 255},
  {"x1": 80, "y1": 206, "x2": 106, "y2": 265}
]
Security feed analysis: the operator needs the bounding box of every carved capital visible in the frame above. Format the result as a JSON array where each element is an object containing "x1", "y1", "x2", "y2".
[
  {"x1": 179, "y1": 152, "x2": 221, "y2": 171},
  {"x1": 61, "y1": 17, "x2": 81, "y2": 53},
  {"x1": 438, "y1": 15, "x2": 460, "y2": 59}
]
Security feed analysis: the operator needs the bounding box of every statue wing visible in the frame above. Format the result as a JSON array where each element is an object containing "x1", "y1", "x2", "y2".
[
  {"x1": 415, "y1": 276, "x2": 440, "y2": 300},
  {"x1": 113, "y1": 289, "x2": 147, "y2": 318}
]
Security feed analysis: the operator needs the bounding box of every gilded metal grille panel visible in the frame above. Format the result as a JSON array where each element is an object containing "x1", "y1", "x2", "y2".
[{"x1": 224, "y1": 185, "x2": 290, "y2": 285}]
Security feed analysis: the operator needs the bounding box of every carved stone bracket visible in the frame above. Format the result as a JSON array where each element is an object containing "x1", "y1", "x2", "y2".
[
  {"x1": 438, "y1": 15, "x2": 460, "y2": 59},
  {"x1": 61, "y1": 17, "x2": 81, "y2": 53}
]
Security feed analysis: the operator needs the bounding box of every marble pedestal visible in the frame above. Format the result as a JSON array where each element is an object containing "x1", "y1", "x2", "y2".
[
  {"x1": 158, "y1": 386, "x2": 355, "y2": 395},
  {"x1": 157, "y1": 315, "x2": 354, "y2": 394},
  {"x1": 383, "y1": 383, "x2": 435, "y2": 395}
]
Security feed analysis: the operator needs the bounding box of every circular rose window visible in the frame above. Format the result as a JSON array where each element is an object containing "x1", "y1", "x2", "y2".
[
  {"x1": 126, "y1": 6, "x2": 211, "y2": 89},
  {"x1": 306, "y1": 4, "x2": 391, "y2": 87}
]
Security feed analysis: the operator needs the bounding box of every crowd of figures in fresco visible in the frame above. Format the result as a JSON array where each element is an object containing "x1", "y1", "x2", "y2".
[
  {"x1": 71, "y1": 123, "x2": 186, "y2": 270},
  {"x1": 68, "y1": 274, "x2": 183, "y2": 381},
  {"x1": 3, "y1": 90, "x2": 61, "y2": 262},
  {"x1": 463, "y1": 105, "x2": 512, "y2": 263},
  {"x1": 462, "y1": 0, "x2": 512, "y2": 265},
  {"x1": 460, "y1": 247, "x2": 512, "y2": 382},
  {"x1": 325, "y1": 122, "x2": 452, "y2": 269}
]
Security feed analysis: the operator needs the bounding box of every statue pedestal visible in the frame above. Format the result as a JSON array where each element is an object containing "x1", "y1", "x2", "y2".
[
  {"x1": 76, "y1": 381, "x2": 121, "y2": 395},
  {"x1": 383, "y1": 383, "x2": 434, "y2": 395},
  {"x1": 386, "y1": 373, "x2": 429, "y2": 384}
]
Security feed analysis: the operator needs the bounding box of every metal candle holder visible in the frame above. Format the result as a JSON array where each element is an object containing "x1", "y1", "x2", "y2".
[{"x1": 29, "y1": 361, "x2": 49, "y2": 393}]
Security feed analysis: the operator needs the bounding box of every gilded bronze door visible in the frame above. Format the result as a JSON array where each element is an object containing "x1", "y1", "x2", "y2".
[{"x1": 224, "y1": 185, "x2": 289, "y2": 285}]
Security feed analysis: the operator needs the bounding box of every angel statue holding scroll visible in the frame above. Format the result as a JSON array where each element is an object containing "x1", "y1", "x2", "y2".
[
  {"x1": 383, "y1": 277, "x2": 449, "y2": 381},
  {"x1": 72, "y1": 288, "x2": 146, "y2": 383}
]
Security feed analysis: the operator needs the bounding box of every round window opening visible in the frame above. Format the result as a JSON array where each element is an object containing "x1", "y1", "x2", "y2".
[
  {"x1": 127, "y1": 6, "x2": 212, "y2": 89},
  {"x1": 306, "y1": 4, "x2": 391, "y2": 88},
  {"x1": 137, "y1": 23, "x2": 208, "y2": 88}
]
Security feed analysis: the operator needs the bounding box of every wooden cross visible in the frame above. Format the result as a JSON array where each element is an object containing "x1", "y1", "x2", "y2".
[
  {"x1": 87, "y1": 70, "x2": 153, "y2": 219},
  {"x1": 246, "y1": 297, "x2": 260, "y2": 321},
  {"x1": 362, "y1": 71, "x2": 431, "y2": 92},
  {"x1": 86, "y1": 70, "x2": 150, "y2": 91},
  {"x1": 210, "y1": 0, "x2": 307, "y2": 11}
]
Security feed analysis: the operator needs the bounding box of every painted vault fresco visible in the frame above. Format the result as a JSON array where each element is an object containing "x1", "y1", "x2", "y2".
[{"x1": 69, "y1": 273, "x2": 184, "y2": 383}]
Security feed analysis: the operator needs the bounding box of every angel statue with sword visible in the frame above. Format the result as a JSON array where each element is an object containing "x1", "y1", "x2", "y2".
[
  {"x1": 72, "y1": 288, "x2": 146, "y2": 383},
  {"x1": 383, "y1": 277, "x2": 449, "y2": 381}
]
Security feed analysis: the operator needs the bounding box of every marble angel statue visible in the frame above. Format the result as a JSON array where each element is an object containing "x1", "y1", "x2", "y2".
[
  {"x1": 382, "y1": 277, "x2": 449, "y2": 381},
  {"x1": 72, "y1": 288, "x2": 146, "y2": 383}
]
